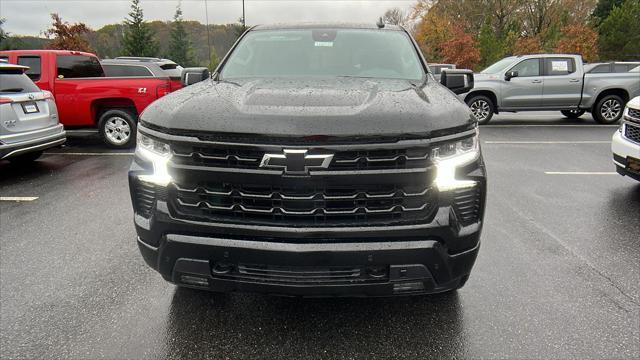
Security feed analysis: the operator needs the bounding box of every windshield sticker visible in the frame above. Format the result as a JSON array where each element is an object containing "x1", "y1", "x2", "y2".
[
  {"x1": 314, "y1": 41, "x2": 334, "y2": 47},
  {"x1": 551, "y1": 61, "x2": 568, "y2": 72}
]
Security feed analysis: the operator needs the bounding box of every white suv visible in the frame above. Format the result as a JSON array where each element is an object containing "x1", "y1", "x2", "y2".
[{"x1": 612, "y1": 96, "x2": 640, "y2": 181}]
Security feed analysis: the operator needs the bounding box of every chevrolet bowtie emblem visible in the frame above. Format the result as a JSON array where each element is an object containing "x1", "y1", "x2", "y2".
[{"x1": 260, "y1": 149, "x2": 333, "y2": 175}]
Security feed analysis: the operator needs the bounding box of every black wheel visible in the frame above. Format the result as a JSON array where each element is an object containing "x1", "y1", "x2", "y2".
[
  {"x1": 98, "y1": 109, "x2": 137, "y2": 148},
  {"x1": 561, "y1": 109, "x2": 585, "y2": 119},
  {"x1": 593, "y1": 94, "x2": 624, "y2": 124},
  {"x1": 8, "y1": 151, "x2": 43, "y2": 164},
  {"x1": 466, "y1": 95, "x2": 495, "y2": 125}
]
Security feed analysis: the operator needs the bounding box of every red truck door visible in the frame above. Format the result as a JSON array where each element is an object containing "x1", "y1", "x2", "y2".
[{"x1": 53, "y1": 54, "x2": 105, "y2": 126}]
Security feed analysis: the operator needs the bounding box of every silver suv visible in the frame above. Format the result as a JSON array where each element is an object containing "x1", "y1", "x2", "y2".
[{"x1": 0, "y1": 62, "x2": 66, "y2": 163}]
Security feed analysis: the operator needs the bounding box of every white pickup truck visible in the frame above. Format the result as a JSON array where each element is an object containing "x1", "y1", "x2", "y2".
[{"x1": 461, "y1": 54, "x2": 640, "y2": 124}]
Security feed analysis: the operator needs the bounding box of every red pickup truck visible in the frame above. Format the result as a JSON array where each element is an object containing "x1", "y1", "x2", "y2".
[{"x1": 0, "y1": 50, "x2": 175, "y2": 148}]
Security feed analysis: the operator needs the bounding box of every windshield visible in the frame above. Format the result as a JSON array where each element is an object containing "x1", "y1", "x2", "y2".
[
  {"x1": 481, "y1": 57, "x2": 517, "y2": 74},
  {"x1": 220, "y1": 29, "x2": 425, "y2": 81}
]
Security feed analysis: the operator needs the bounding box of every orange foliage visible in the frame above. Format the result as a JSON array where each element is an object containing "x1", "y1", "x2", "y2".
[
  {"x1": 45, "y1": 13, "x2": 93, "y2": 52},
  {"x1": 555, "y1": 24, "x2": 599, "y2": 62},
  {"x1": 512, "y1": 37, "x2": 544, "y2": 55},
  {"x1": 412, "y1": 8, "x2": 454, "y2": 62},
  {"x1": 441, "y1": 29, "x2": 481, "y2": 69}
]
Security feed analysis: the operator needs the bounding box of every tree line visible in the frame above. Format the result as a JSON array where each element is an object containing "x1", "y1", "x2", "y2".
[
  {"x1": 394, "y1": 0, "x2": 640, "y2": 69},
  {"x1": 0, "y1": 0, "x2": 245, "y2": 70}
]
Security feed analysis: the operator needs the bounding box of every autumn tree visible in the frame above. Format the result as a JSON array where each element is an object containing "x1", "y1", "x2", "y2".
[
  {"x1": 598, "y1": 0, "x2": 640, "y2": 60},
  {"x1": 382, "y1": 8, "x2": 409, "y2": 26},
  {"x1": 122, "y1": 0, "x2": 158, "y2": 57},
  {"x1": 441, "y1": 29, "x2": 481, "y2": 69},
  {"x1": 44, "y1": 13, "x2": 93, "y2": 52},
  {"x1": 512, "y1": 36, "x2": 544, "y2": 55},
  {"x1": 412, "y1": 7, "x2": 454, "y2": 62},
  {"x1": 555, "y1": 24, "x2": 599, "y2": 62},
  {"x1": 168, "y1": 3, "x2": 195, "y2": 66}
]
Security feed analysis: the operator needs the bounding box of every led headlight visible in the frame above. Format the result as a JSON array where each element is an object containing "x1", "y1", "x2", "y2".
[
  {"x1": 432, "y1": 131, "x2": 480, "y2": 192},
  {"x1": 136, "y1": 131, "x2": 173, "y2": 186}
]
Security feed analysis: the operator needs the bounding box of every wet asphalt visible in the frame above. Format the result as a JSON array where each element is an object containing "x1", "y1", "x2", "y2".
[{"x1": 1, "y1": 112, "x2": 639, "y2": 359}]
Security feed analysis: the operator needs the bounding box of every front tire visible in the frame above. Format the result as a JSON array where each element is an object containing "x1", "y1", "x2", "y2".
[
  {"x1": 561, "y1": 109, "x2": 585, "y2": 119},
  {"x1": 8, "y1": 151, "x2": 43, "y2": 164},
  {"x1": 593, "y1": 95, "x2": 624, "y2": 124},
  {"x1": 466, "y1": 95, "x2": 495, "y2": 125},
  {"x1": 98, "y1": 109, "x2": 137, "y2": 148}
]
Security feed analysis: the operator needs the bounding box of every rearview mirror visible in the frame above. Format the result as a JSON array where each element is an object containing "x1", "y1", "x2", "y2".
[
  {"x1": 505, "y1": 71, "x2": 518, "y2": 81},
  {"x1": 181, "y1": 67, "x2": 210, "y2": 86},
  {"x1": 440, "y1": 69, "x2": 474, "y2": 95}
]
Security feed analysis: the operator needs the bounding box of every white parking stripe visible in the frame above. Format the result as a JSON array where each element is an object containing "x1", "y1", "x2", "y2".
[
  {"x1": 0, "y1": 197, "x2": 39, "y2": 202},
  {"x1": 45, "y1": 152, "x2": 134, "y2": 156},
  {"x1": 544, "y1": 172, "x2": 617, "y2": 175},
  {"x1": 484, "y1": 141, "x2": 610, "y2": 144},
  {"x1": 483, "y1": 125, "x2": 618, "y2": 128}
]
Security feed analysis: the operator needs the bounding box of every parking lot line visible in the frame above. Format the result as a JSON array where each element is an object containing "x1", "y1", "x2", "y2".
[
  {"x1": 484, "y1": 141, "x2": 610, "y2": 144},
  {"x1": 544, "y1": 172, "x2": 617, "y2": 175},
  {"x1": 45, "y1": 152, "x2": 134, "y2": 156},
  {"x1": 483, "y1": 125, "x2": 618, "y2": 128},
  {"x1": 0, "y1": 197, "x2": 39, "y2": 202}
]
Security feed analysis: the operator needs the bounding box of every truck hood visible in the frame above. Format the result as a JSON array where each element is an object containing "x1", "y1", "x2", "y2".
[{"x1": 140, "y1": 77, "x2": 473, "y2": 137}]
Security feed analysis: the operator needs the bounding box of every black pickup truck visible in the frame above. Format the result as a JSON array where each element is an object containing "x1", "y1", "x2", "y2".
[{"x1": 129, "y1": 23, "x2": 486, "y2": 296}]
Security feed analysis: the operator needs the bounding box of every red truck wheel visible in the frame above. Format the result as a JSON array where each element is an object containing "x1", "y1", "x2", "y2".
[{"x1": 98, "y1": 109, "x2": 137, "y2": 148}]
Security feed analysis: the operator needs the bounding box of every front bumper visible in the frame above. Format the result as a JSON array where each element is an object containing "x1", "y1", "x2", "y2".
[
  {"x1": 138, "y1": 234, "x2": 479, "y2": 296},
  {"x1": 612, "y1": 129, "x2": 640, "y2": 181},
  {"x1": 0, "y1": 124, "x2": 66, "y2": 159}
]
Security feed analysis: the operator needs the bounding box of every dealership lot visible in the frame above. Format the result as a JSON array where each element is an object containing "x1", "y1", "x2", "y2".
[{"x1": 1, "y1": 113, "x2": 638, "y2": 359}]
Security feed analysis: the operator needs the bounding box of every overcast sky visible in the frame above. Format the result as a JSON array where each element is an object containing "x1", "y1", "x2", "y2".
[{"x1": 1, "y1": 0, "x2": 415, "y2": 36}]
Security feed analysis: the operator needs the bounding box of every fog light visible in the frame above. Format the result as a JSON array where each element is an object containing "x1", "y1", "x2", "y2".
[
  {"x1": 393, "y1": 281, "x2": 425, "y2": 293},
  {"x1": 180, "y1": 275, "x2": 209, "y2": 287}
]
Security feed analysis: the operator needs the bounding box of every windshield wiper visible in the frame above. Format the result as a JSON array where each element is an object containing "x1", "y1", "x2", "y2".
[{"x1": 0, "y1": 88, "x2": 24, "y2": 93}]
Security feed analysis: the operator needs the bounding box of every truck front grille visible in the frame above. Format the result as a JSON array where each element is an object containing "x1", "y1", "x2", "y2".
[
  {"x1": 171, "y1": 181, "x2": 437, "y2": 227},
  {"x1": 171, "y1": 146, "x2": 430, "y2": 171},
  {"x1": 213, "y1": 264, "x2": 386, "y2": 285},
  {"x1": 624, "y1": 123, "x2": 640, "y2": 144}
]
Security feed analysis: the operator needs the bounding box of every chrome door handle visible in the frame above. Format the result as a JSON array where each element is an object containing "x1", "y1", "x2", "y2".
[
  {"x1": 569, "y1": 79, "x2": 580, "y2": 83},
  {"x1": 531, "y1": 80, "x2": 542, "y2": 83}
]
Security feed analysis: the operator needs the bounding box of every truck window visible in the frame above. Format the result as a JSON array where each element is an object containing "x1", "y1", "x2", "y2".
[
  {"x1": 17, "y1": 56, "x2": 42, "y2": 81},
  {"x1": 102, "y1": 64, "x2": 153, "y2": 77},
  {"x1": 613, "y1": 64, "x2": 631, "y2": 72},
  {"x1": 57, "y1": 55, "x2": 105, "y2": 79},
  {"x1": 590, "y1": 64, "x2": 611, "y2": 73},
  {"x1": 509, "y1": 59, "x2": 540, "y2": 77},
  {"x1": 544, "y1": 58, "x2": 575, "y2": 76},
  {"x1": 0, "y1": 56, "x2": 8, "y2": 62}
]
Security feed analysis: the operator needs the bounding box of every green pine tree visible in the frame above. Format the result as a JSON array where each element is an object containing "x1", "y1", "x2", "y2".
[
  {"x1": 168, "y1": 4, "x2": 195, "y2": 66},
  {"x1": 122, "y1": 0, "x2": 158, "y2": 57},
  {"x1": 598, "y1": 0, "x2": 640, "y2": 60},
  {"x1": 477, "y1": 21, "x2": 504, "y2": 69}
]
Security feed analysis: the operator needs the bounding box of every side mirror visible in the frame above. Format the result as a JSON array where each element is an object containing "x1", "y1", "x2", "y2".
[
  {"x1": 440, "y1": 69, "x2": 474, "y2": 95},
  {"x1": 505, "y1": 71, "x2": 518, "y2": 81},
  {"x1": 181, "y1": 67, "x2": 210, "y2": 86}
]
